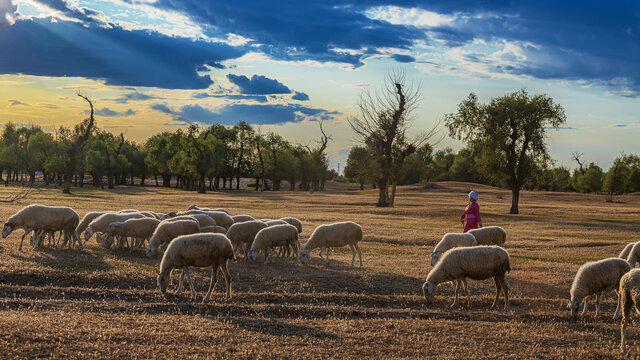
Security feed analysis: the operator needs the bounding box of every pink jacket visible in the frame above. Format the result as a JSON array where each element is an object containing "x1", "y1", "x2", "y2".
[{"x1": 461, "y1": 202, "x2": 481, "y2": 233}]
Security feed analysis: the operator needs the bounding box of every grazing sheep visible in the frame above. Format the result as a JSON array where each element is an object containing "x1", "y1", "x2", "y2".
[
  {"x1": 85, "y1": 212, "x2": 147, "y2": 243},
  {"x1": 157, "y1": 233, "x2": 236, "y2": 302},
  {"x1": 247, "y1": 224, "x2": 299, "y2": 264},
  {"x1": 619, "y1": 242, "x2": 637, "y2": 260},
  {"x1": 280, "y1": 217, "x2": 303, "y2": 234},
  {"x1": 264, "y1": 219, "x2": 287, "y2": 226},
  {"x1": 165, "y1": 214, "x2": 216, "y2": 228},
  {"x1": 186, "y1": 205, "x2": 229, "y2": 214},
  {"x1": 146, "y1": 219, "x2": 200, "y2": 257},
  {"x1": 226, "y1": 220, "x2": 268, "y2": 257},
  {"x1": 467, "y1": 226, "x2": 506, "y2": 246},
  {"x1": 2, "y1": 204, "x2": 81, "y2": 250},
  {"x1": 105, "y1": 218, "x2": 160, "y2": 249},
  {"x1": 299, "y1": 221, "x2": 363, "y2": 267},
  {"x1": 568, "y1": 257, "x2": 631, "y2": 319},
  {"x1": 625, "y1": 242, "x2": 640, "y2": 267},
  {"x1": 117, "y1": 209, "x2": 140, "y2": 213},
  {"x1": 76, "y1": 211, "x2": 112, "y2": 238},
  {"x1": 619, "y1": 269, "x2": 640, "y2": 353},
  {"x1": 180, "y1": 210, "x2": 233, "y2": 229},
  {"x1": 422, "y1": 246, "x2": 511, "y2": 309},
  {"x1": 430, "y1": 233, "x2": 478, "y2": 266},
  {"x1": 231, "y1": 215, "x2": 255, "y2": 223},
  {"x1": 199, "y1": 225, "x2": 226, "y2": 234}
]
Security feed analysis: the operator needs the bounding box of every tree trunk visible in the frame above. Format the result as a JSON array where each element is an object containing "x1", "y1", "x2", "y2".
[
  {"x1": 198, "y1": 174, "x2": 206, "y2": 194},
  {"x1": 377, "y1": 178, "x2": 389, "y2": 207},
  {"x1": 360, "y1": 181, "x2": 364, "y2": 190},
  {"x1": 154, "y1": 175, "x2": 159, "y2": 187},
  {"x1": 389, "y1": 180, "x2": 397, "y2": 207},
  {"x1": 62, "y1": 173, "x2": 72, "y2": 194},
  {"x1": 510, "y1": 187, "x2": 520, "y2": 214}
]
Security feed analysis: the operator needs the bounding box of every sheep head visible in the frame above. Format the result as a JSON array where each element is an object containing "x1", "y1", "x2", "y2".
[
  {"x1": 145, "y1": 244, "x2": 156, "y2": 258},
  {"x1": 1, "y1": 223, "x2": 13, "y2": 238},
  {"x1": 429, "y1": 252, "x2": 440, "y2": 267},
  {"x1": 422, "y1": 281, "x2": 435, "y2": 304},
  {"x1": 567, "y1": 300, "x2": 583, "y2": 317},
  {"x1": 157, "y1": 273, "x2": 170, "y2": 293},
  {"x1": 299, "y1": 249, "x2": 311, "y2": 264},
  {"x1": 83, "y1": 227, "x2": 94, "y2": 241},
  {"x1": 246, "y1": 250, "x2": 258, "y2": 263},
  {"x1": 107, "y1": 222, "x2": 122, "y2": 234}
]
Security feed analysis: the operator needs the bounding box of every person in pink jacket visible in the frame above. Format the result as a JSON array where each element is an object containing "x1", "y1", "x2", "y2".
[{"x1": 461, "y1": 191, "x2": 482, "y2": 233}]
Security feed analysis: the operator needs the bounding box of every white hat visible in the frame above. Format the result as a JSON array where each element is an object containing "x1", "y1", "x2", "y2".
[{"x1": 469, "y1": 191, "x2": 478, "y2": 201}]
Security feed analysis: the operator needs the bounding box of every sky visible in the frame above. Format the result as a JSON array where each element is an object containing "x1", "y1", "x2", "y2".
[{"x1": 0, "y1": 0, "x2": 639, "y2": 173}]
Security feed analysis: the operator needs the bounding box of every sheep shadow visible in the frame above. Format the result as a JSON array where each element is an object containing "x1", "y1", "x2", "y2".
[{"x1": 221, "y1": 316, "x2": 338, "y2": 339}]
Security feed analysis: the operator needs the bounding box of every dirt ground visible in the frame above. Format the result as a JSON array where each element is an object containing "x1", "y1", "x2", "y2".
[{"x1": 0, "y1": 181, "x2": 638, "y2": 359}]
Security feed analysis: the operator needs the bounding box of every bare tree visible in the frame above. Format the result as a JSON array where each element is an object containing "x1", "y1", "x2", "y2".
[
  {"x1": 62, "y1": 93, "x2": 96, "y2": 194},
  {"x1": 349, "y1": 69, "x2": 439, "y2": 207},
  {"x1": 572, "y1": 151, "x2": 585, "y2": 175}
]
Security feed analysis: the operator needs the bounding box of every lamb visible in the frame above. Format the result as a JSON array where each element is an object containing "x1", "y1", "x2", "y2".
[
  {"x1": 225, "y1": 220, "x2": 268, "y2": 257},
  {"x1": 157, "y1": 233, "x2": 236, "y2": 302},
  {"x1": 84, "y1": 212, "x2": 147, "y2": 243},
  {"x1": 619, "y1": 269, "x2": 640, "y2": 353},
  {"x1": 280, "y1": 217, "x2": 302, "y2": 234},
  {"x1": 568, "y1": 257, "x2": 631, "y2": 319},
  {"x1": 625, "y1": 242, "x2": 640, "y2": 267},
  {"x1": 231, "y1": 215, "x2": 255, "y2": 223},
  {"x1": 299, "y1": 221, "x2": 363, "y2": 267},
  {"x1": 180, "y1": 210, "x2": 233, "y2": 229},
  {"x1": 422, "y1": 246, "x2": 510, "y2": 309},
  {"x1": 105, "y1": 218, "x2": 160, "y2": 249},
  {"x1": 467, "y1": 226, "x2": 506, "y2": 246},
  {"x1": 146, "y1": 219, "x2": 200, "y2": 257},
  {"x1": 199, "y1": 225, "x2": 227, "y2": 234},
  {"x1": 186, "y1": 205, "x2": 229, "y2": 214},
  {"x1": 430, "y1": 233, "x2": 478, "y2": 266},
  {"x1": 247, "y1": 224, "x2": 299, "y2": 264},
  {"x1": 165, "y1": 214, "x2": 217, "y2": 228},
  {"x1": 2, "y1": 204, "x2": 81, "y2": 250}
]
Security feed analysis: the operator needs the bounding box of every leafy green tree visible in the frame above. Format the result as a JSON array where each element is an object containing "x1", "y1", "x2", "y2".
[
  {"x1": 575, "y1": 163, "x2": 604, "y2": 193},
  {"x1": 445, "y1": 89, "x2": 566, "y2": 214},
  {"x1": 344, "y1": 146, "x2": 373, "y2": 189}
]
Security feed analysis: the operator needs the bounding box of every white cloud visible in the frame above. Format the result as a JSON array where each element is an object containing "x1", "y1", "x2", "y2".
[
  {"x1": 0, "y1": 0, "x2": 19, "y2": 26},
  {"x1": 364, "y1": 6, "x2": 457, "y2": 28}
]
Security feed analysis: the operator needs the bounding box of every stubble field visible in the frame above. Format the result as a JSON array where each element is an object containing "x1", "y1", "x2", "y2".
[{"x1": 0, "y1": 181, "x2": 639, "y2": 359}]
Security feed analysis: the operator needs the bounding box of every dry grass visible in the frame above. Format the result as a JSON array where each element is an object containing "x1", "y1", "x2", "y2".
[{"x1": 0, "y1": 181, "x2": 639, "y2": 359}]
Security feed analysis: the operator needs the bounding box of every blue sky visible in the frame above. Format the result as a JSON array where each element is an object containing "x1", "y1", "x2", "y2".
[{"x1": 0, "y1": 0, "x2": 639, "y2": 172}]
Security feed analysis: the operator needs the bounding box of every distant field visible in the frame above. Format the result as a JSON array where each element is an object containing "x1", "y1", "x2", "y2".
[{"x1": 0, "y1": 181, "x2": 639, "y2": 359}]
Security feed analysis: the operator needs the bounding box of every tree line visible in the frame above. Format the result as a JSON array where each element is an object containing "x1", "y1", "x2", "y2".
[{"x1": 0, "y1": 96, "x2": 334, "y2": 193}]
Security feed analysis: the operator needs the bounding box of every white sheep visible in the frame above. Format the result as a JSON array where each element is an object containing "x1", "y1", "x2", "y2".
[
  {"x1": 467, "y1": 226, "x2": 506, "y2": 246},
  {"x1": 180, "y1": 210, "x2": 233, "y2": 229},
  {"x1": 105, "y1": 218, "x2": 160, "y2": 249},
  {"x1": 625, "y1": 242, "x2": 640, "y2": 267},
  {"x1": 619, "y1": 242, "x2": 637, "y2": 260},
  {"x1": 85, "y1": 212, "x2": 147, "y2": 244},
  {"x1": 619, "y1": 268, "x2": 640, "y2": 353},
  {"x1": 247, "y1": 224, "x2": 299, "y2": 264},
  {"x1": 280, "y1": 217, "x2": 302, "y2": 234},
  {"x1": 157, "y1": 233, "x2": 236, "y2": 302},
  {"x1": 165, "y1": 214, "x2": 216, "y2": 228},
  {"x1": 199, "y1": 225, "x2": 227, "y2": 234},
  {"x1": 186, "y1": 205, "x2": 229, "y2": 214},
  {"x1": 568, "y1": 257, "x2": 631, "y2": 319},
  {"x1": 422, "y1": 246, "x2": 511, "y2": 309},
  {"x1": 146, "y1": 219, "x2": 200, "y2": 257},
  {"x1": 231, "y1": 215, "x2": 255, "y2": 223},
  {"x1": 430, "y1": 233, "x2": 478, "y2": 266},
  {"x1": 225, "y1": 220, "x2": 268, "y2": 257},
  {"x1": 76, "y1": 211, "x2": 111, "y2": 239},
  {"x1": 299, "y1": 221, "x2": 363, "y2": 267},
  {"x1": 2, "y1": 204, "x2": 81, "y2": 250}
]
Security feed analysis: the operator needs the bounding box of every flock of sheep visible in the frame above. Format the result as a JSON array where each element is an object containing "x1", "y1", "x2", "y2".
[
  {"x1": 0, "y1": 204, "x2": 364, "y2": 303},
  {"x1": 3, "y1": 204, "x2": 640, "y2": 353},
  {"x1": 425, "y1": 226, "x2": 640, "y2": 353}
]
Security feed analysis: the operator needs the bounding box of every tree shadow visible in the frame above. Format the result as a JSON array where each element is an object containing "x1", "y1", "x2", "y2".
[{"x1": 221, "y1": 317, "x2": 338, "y2": 339}]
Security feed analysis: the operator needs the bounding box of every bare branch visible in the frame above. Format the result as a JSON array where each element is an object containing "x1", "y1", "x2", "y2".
[{"x1": 0, "y1": 183, "x2": 40, "y2": 203}]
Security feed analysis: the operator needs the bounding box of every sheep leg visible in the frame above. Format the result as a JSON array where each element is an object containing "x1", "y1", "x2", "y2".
[
  {"x1": 203, "y1": 265, "x2": 218, "y2": 303},
  {"x1": 174, "y1": 270, "x2": 185, "y2": 295},
  {"x1": 349, "y1": 244, "x2": 356, "y2": 268},
  {"x1": 594, "y1": 293, "x2": 601, "y2": 319},
  {"x1": 318, "y1": 246, "x2": 328, "y2": 263},
  {"x1": 461, "y1": 278, "x2": 471, "y2": 309},
  {"x1": 221, "y1": 261, "x2": 232, "y2": 300},
  {"x1": 583, "y1": 296, "x2": 590, "y2": 315},
  {"x1": 491, "y1": 277, "x2": 502, "y2": 309},
  {"x1": 325, "y1": 247, "x2": 330, "y2": 262},
  {"x1": 614, "y1": 291, "x2": 622, "y2": 320},
  {"x1": 354, "y1": 243, "x2": 363, "y2": 267},
  {"x1": 19, "y1": 229, "x2": 33, "y2": 251},
  {"x1": 500, "y1": 276, "x2": 509, "y2": 310},
  {"x1": 183, "y1": 267, "x2": 197, "y2": 300},
  {"x1": 451, "y1": 280, "x2": 460, "y2": 308},
  {"x1": 621, "y1": 319, "x2": 628, "y2": 353}
]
